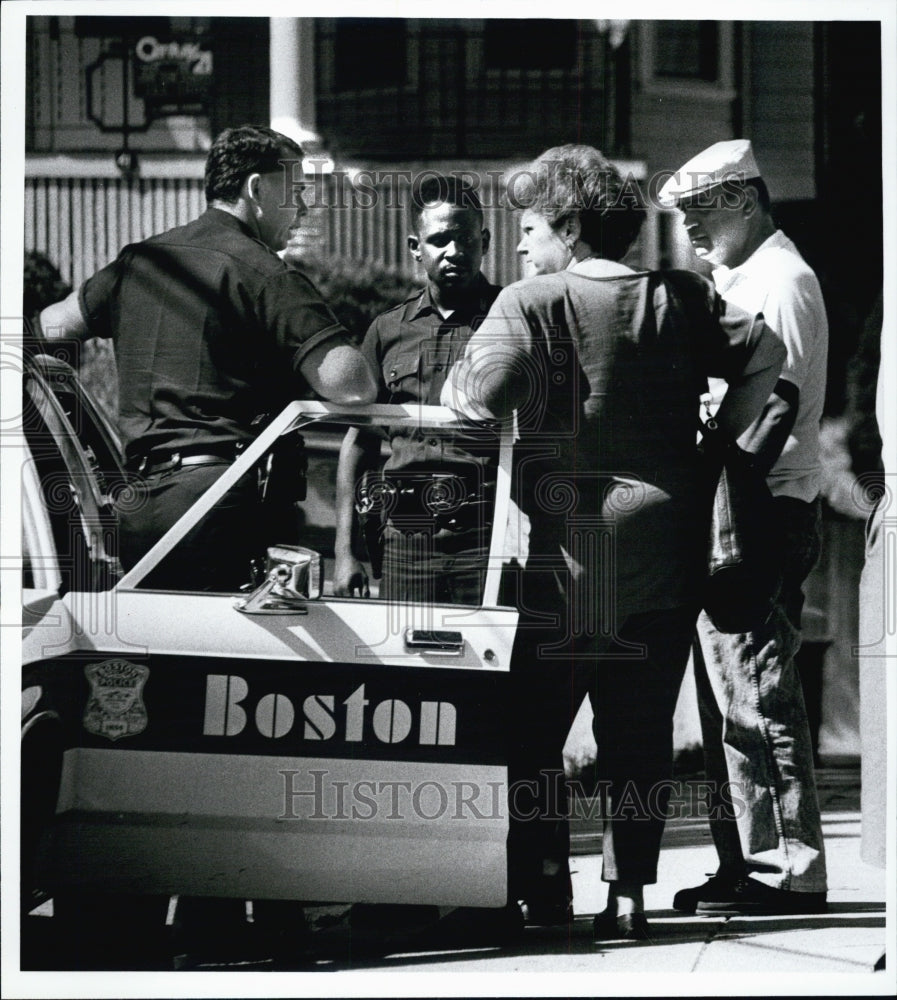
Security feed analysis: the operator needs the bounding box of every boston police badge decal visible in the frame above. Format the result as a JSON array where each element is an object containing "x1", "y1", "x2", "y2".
[{"x1": 83, "y1": 659, "x2": 149, "y2": 741}]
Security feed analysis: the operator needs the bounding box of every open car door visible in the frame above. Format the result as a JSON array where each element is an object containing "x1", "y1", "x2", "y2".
[{"x1": 28, "y1": 400, "x2": 520, "y2": 909}]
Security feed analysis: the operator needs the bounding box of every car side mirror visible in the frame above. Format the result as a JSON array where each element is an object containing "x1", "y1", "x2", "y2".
[{"x1": 234, "y1": 544, "x2": 322, "y2": 615}]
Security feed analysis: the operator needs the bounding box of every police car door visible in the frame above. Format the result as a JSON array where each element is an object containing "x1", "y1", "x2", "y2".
[{"x1": 38, "y1": 401, "x2": 520, "y2": 908}]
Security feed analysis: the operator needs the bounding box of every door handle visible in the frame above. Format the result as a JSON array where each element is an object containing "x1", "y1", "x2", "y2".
[{"x1": 403, "y1": 629, "x2": 464, "y2": 655}]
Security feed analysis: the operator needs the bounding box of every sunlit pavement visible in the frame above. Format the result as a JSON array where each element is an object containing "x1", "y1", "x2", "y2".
[
  {"x1": 341, "y1": 769, "x2": 888, "y2": 979},
  {"x1": 19, "y1": 769, "x2": 889, "y2": 988}
]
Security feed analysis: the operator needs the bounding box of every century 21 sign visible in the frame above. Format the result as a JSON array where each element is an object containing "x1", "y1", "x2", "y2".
[{"x1": 134, "y1": 36, "x2": 213, "y2": 75}]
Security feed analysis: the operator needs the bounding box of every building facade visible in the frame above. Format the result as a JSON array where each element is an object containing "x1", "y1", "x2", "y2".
[{"x1": 26, "y1": 17, "x2": 882, "y2": 305}]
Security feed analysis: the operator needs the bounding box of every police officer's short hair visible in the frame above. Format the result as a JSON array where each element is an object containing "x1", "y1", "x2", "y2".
[
  {"x1": 409, "y1": 174, "x2": 484, "y2": 232},
  {"x1": 205, "y1": 125, "x2": 304, "y2": 205}
]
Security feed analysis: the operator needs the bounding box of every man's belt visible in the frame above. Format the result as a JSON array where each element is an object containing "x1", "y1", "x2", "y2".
[
  {"x1": 356, "y1": 470, "x2": 495, "y2": 533},
  {"x1": 131, "y1": 442, "x2": 245, "y2": 476}
]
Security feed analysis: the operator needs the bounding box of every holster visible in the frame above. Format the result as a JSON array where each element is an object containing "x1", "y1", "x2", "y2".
[{"x1": 355, "y1": 468, "x2": 385, "y2": 579}]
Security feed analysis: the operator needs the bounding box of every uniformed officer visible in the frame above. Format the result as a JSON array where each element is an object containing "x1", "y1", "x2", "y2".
[
  {"x1": 41, "y1": 124, "x2": 376, "y2": 591},
  {"x1": 333, "y1": 174, "x2": 501, "y2": 604}
]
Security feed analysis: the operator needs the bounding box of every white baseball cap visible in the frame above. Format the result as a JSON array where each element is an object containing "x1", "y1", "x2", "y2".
[{"x1": 659, "y1": 139, "x2": 762, "y2": 207}]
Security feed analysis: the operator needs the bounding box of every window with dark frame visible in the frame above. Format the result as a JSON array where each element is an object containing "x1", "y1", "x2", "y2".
[
  {"x1": 654, "y1": 21, "x2": 720, "y2": 82},
  {"x1": 74, "y1": 15, "x2": 174, "y2": 39},
  {"x1": 484, "y1": 19, "x2": 578, "y2": 72},
  {"x1": 334, "y1": 18, "x2": 407, "y2": 91}
]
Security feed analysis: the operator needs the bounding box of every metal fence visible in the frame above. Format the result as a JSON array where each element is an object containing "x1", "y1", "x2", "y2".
[
  {"x1": 26, "y1": 176, "x2": 205, "y2": 287},
  {"x1": 25, "y1": 164, "x2": 657, "y2": 290},
  {"x1": 24, "y1": 169, "x2": 531, "y2": 288}
]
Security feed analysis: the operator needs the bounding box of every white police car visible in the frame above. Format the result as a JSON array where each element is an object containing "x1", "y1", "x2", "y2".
[{"x1": 21, "y1": 353, "x2": 521, "y2": 942}]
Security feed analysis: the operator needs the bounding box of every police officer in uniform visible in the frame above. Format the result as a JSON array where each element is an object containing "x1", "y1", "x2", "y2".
[
  {"x1": 41, "y1": 124, "x2": 376, "y2": 591},
  {"x1": 333, "y1": 174, "x2": 500, "y2": 605}
]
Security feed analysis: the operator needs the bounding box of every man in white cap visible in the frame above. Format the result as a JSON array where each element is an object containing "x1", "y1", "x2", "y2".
[{"x1": 659, "y1": 139, "x2": 829, "y2": 915}]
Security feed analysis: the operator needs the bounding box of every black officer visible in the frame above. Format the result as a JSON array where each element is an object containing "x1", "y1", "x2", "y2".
[{"x1": 333, "y1": 174, "x2": 500, "y2": 604}]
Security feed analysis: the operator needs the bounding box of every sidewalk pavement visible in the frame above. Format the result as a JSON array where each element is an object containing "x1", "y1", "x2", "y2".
[{"x1": 346, "y1": 768, "x2": 890, "y2": 988}]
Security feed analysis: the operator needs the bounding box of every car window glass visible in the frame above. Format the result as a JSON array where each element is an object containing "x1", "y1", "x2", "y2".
[
  {"x1": 134, "y1": 415, "x2": 501, "y2": 609},
  {"x1": 40, "y1": 364, "x2": 126, "y2": 509},
  {"x1": 23, "y1": 372, "x2": 120, "y2": 593}
]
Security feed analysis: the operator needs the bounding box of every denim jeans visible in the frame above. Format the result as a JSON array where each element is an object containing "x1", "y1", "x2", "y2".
[{"x1": 694, "y1": 496, "x2": 827, "y2": 892}]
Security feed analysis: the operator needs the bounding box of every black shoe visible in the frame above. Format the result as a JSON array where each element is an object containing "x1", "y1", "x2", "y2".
[
  {"x1": 592, "y1": 908, "x2": 650, "y2": 941},
  {"x1": 523, "y1": 900, "x2": 574, "y2": 926},
  {"x1": 519, "y1": 865, "x2": 574, "y2": 927},
  {"x1": 672, "y1": 873, "x2": 738, "y2": 914},
  {"x1": 695, "y1": 877, "x2": 827, "y2": 916}
]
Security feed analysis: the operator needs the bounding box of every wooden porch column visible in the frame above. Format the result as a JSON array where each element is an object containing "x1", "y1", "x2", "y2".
[{"x1": 269, "y1": 18, "x2": 319, "y2": 145}]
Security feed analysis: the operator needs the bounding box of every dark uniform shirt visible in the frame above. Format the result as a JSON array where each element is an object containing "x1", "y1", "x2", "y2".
[
  {"x1": 361, "y1": 275, "x2": 502, "y2": 476},
  {"x1": 79, "y1": 208, "x2": 353, "y2": 466}
]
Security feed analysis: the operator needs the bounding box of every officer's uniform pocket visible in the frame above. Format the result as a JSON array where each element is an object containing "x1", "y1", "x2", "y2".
[{"x1": 384, "y1": 352, "x2": 423, "y2": 402}]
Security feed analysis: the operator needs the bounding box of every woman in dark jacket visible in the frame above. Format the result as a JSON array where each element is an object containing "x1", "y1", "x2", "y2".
[{"x1": 443, "y1": 145, "x2": 785, "y2": 939}]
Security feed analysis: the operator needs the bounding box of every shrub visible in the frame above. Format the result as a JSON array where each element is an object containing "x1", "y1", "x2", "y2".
[
  {"x1": 24, "y1": 251, "x2": 119, "y2": 421},
  {"x1": 845, "y1": 289, "x2": 884, "y2": 478},
  {"x1": 24, "y1": 251, "x2": 71, "y2": 322},
  {"x1": 283, "y1": 251, "x2": 423, "y2": 342}
]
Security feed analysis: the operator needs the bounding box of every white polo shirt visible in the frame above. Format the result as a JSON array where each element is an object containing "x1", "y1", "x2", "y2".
[{"x1": 710, "y1": 229, "x2": 829, "y2": 502}]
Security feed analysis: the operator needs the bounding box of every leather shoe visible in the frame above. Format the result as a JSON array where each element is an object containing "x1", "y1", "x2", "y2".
[
  {"x1": 592, "y1": 908, "x2": 650, "y2": 941},
  {"x1": 675, "y1": 875, "x2": 827, "y2": 915},
  {"x1": 524, "y1": 900, "x2": 574, "y2": 926},
  {"x1": 672, "y1": 872, "x2": 736, "y2": 913}
]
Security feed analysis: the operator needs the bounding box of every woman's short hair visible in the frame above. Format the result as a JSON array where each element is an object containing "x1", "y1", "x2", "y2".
[
  {"x1": 205, "y1": 125, "x2": 304, "y2": 204},
  {"x1": 520, "y1": 144, "x2": 646, "y2": 261}
]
